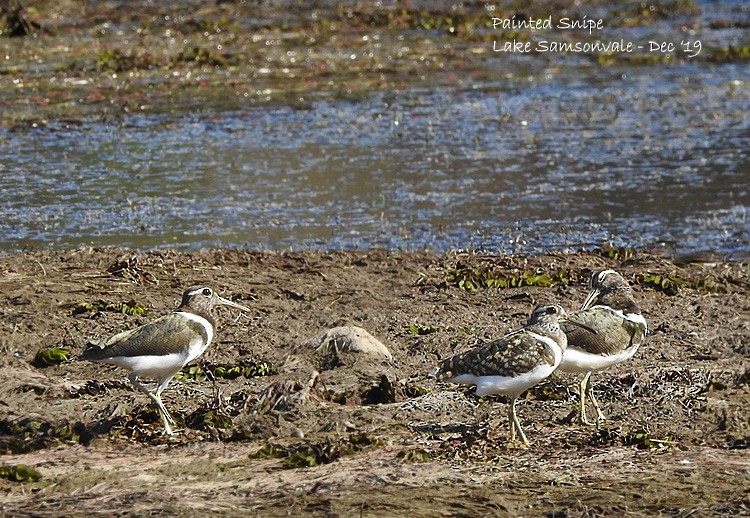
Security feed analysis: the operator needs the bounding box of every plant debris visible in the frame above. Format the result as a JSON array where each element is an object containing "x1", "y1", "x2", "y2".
[
  {"x1": 0, "y1": 464, "x2": 42, "y2": 483},
  {"x1": 72, "y1": 300, "x2": 149, "y2": 317},
  {"x1": 31, "y1": 347, "x2": 70, "y2": 367}
]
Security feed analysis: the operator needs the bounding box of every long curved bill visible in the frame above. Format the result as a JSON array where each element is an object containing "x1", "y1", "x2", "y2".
[
  {"x1": 580, "y1": 288, "x2": 601, "y2": 310},
  {"x1": 562, "y1": 318, "x2": 598, "y2": 335},
  {"x1": 217, "y1": 295, "x2": 252, "y2": 313}
]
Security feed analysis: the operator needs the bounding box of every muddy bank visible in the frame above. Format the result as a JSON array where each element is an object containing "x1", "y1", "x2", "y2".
[
  {"x1": 0, "y1": 248, "x2": 748, "y2": 515},
  {"x1": 2, "y1": 1, "x2": 748, "y2": 125}
]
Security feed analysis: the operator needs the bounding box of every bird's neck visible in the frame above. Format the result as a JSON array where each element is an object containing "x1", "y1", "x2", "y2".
[
  {"x1": 599, "y1": 291, "x2": 641, "y2": 315},
  {"x1": 177, "y1": 306, "x2": 216, "y2": 328}
]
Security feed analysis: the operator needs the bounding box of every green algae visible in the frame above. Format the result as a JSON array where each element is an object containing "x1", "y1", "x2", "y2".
[
  {"x1": 448, "y1": 267, "x2": 570, "y2": 291},
  {"x1": 0, "y1": 464, "x2": 43, "y2": 483},
  {"x1": 174, "y1": 360, "x2": 278, "y2": 382},
  {"x1": 73, "y1": 300, "x2": 149, "y2": 317},
  {"x1": 250, "y1": 433, "x2": 383, "y2": 469},
  {"x1": 0, "y1": 418, "x2": 89, "y2": 454},
  {"x1": 32, "y1": 347, "x2": 70, "y2": 367}
]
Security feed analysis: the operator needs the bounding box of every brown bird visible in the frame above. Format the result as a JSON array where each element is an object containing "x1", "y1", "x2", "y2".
[
  {"x1": 558, "y1": 269, "x2": 648, "y2": 425},
  {"x1": 437, "y1": 304, "x2": 573, "y2": 446},
  {"x1": 81, "y1": 286, "x2": 251, "y2": 434}
]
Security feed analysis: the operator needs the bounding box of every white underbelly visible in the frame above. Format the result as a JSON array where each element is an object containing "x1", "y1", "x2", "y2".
[
  {"x1": 102, "y1": 353, "x2": 186, "y2": 380},
  {"x1": 450, "y1": 362, "x2": 559, "y2": 398},
  {"x1": 558, "y1": 346, "x2": 638, "y2": 373}
]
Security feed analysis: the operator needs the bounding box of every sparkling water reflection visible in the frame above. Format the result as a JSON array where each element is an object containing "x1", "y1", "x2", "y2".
[{"x1": 1, "y1": 65, "x2": 748, "y2": 258}]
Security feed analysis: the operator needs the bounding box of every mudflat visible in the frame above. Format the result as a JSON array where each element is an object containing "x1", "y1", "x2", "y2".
[{"x1": 1, "y1": 248, "x2": 748, "y2": 515}]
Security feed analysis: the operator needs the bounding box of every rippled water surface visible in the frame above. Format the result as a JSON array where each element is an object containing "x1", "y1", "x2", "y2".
[{"x1": 2, "y1": 63, "x2": 749, "y2": 257}]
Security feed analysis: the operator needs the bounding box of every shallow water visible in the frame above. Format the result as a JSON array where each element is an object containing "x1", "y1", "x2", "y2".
[{"x1": 1, "y1": 26, "x2": 749, "y2": 258}]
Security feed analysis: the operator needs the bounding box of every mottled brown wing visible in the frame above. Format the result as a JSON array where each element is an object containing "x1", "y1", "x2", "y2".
[
  {"x1": 81, "y1": 313, "x2": 208, "y2": 360},
  {"x1": 563, "y1": 307, "x2": 645, "y2": 355},
  {"x1": 438, "y1": 330, "x2": 555, "y2": 379}
]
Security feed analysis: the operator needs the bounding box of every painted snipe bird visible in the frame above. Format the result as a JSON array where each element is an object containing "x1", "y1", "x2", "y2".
[
  {"x1": 437, "y1": 304, "x2": 585, "y2": 446},
  {"x1": 558, "y1": 269, "x2": 648, "y2": 425},
  {"x1": 81, "y1": 286, "x2": 251, "y2": 435}
]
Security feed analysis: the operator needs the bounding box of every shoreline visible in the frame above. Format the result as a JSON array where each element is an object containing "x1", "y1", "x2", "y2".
[{"x1": 0, "y1": 244, "x2": 743, "y2": 268}]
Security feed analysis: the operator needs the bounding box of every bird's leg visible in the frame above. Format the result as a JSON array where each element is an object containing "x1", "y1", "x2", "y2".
[
  {"x1": 152, "y1": 395, "x2": 175, "y2": 435},
  {"x1": 129, "y1": 373, "x2": 175, "y2": 434},
  {"x1": 154, "y1": 375, "x2": 177, "y2": 427},
  {"x1": 508, "y1": 396, "x2": 530, "y2": 447},
  {"x1": 584, "y1": 373, "x2": 607, "y2": 423},
  {"x1": 578, "y1": 372, "x2": 594, "y2": 426}
]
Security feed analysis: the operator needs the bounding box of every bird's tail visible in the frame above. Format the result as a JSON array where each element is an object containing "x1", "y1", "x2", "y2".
[
  {"x1": 435, "y1": 358, "x2": 454, "y2": 381},
  {"x1": 79, "y1": 340, "x2": 107, "y2": 361}
]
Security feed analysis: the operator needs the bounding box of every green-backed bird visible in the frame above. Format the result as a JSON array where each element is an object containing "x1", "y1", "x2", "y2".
[
  {"x1": 81, "y1": 286, "x2": 251, "y2": 435},
  {"x1": 558, "y1": 269, "x2": 648, "y2": 425}
]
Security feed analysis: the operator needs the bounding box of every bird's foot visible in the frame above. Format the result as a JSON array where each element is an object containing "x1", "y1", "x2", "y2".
[
  {"x1": 579, "y1": 415, "x2": 596, "y2": 426},
  {"x1": 579, "y1": 406, "x2": 606, "y2": 426},
  {"x1": 160, "y1": 420, "x2": 184, "y2": 436},
  {"x1": 506, "y1": 438, "x2": 530, "y2": 449},
  {"x1": 508, "y1": 423, "x2": 530, "y2": 447}
]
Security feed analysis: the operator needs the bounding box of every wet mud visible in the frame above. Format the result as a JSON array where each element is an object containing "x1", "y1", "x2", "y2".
[{"x1": 0, "y1": 248, "x2": 748, "y2": 515}]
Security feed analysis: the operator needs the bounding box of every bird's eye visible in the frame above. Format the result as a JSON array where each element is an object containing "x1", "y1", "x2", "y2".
[
  {"x1": 202, "y1": 288, "x2": 212, "y2": 296},
  {"x1": 547, "y1": 306, "x2": 557, "y2": 314}
]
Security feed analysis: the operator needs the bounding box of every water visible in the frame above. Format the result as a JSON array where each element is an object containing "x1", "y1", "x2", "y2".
[{"x1": 1, "y1": 65, "x2": 748, "y2": 258}]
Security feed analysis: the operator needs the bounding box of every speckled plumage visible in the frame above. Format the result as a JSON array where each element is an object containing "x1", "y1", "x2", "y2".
[
  {"x1": 436, "y1": 304, "x2": 570, "y2": 446},
  {"x1": 81, "y1": 286, "x2": 251, "y2": 435},
  {"x1": 437, "y1": 306, "x2": 567, "y2": 381},
  {"x1": 558, "y1": 269, "x2": 648, "y2": 424}
]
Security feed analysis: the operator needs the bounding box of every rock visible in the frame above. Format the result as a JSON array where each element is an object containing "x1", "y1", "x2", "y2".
[{"x1": 299, "y1": 326, "x2": 393, "y2": 361}]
